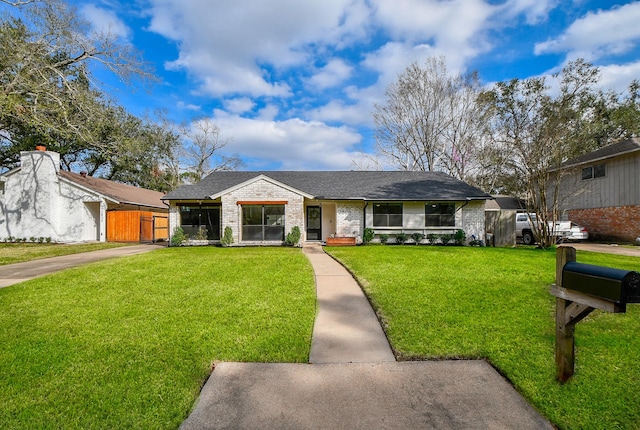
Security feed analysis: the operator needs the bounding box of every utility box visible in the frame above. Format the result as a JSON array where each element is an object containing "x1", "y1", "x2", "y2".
[{"x1": 562, "y1": 261, "x2": 640, "y2": 304}]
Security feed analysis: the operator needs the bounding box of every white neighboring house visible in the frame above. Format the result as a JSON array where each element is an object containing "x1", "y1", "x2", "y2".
[{"x1": 0, "y1": 148, "x2": 168, "y2": 243}]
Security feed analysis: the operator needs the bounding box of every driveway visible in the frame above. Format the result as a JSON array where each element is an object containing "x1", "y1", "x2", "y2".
[
  {"x1": 0, "y1": 244, "x2": 165, "y2": 288},
  {"x1": 560, "y1": 242, "x2": 640, "y2": 257}
]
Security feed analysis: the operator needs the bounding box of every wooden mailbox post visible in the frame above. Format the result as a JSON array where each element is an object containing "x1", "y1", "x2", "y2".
[{"x1": 551, "y1": 246, "x2": 640, "y2": 383}]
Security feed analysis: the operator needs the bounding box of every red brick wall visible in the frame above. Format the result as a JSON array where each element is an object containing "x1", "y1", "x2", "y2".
[{"x1": 569, "y1": 205, "x2": 640, "y2": 243}]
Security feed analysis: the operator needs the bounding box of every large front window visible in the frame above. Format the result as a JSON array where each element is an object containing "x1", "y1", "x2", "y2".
[
  {"x1": 179, "y1": 205, "x2": 221, "y2": 239},
  {"x1": 373, "y1": 203, "x2": 403, "y2": 227},
  {"x1": 242, "y1": 204, "x2": 285, "y2": 241},
  {"x1": 425, "y1": 203, "x2": 455, "y2": 227}
]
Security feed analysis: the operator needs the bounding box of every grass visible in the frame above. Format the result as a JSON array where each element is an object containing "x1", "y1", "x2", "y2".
[
  {"x1": 0, "y1": 247, "x2": 316, "y2": 429},
  {"x1": 0, "y1": 242, "x2": 128, "y2": 266},
  {"x1": 325, "y1": 245, "x2": 640, "y2": 430}
]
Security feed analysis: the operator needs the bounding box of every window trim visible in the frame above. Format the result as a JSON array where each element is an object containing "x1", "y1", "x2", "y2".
[
  {"x1": 581, "y1": 163, "x2": 606, "y2": 180},
  {"x1": 372, "y1": 202, "x2": 403, "y2": 227},
  {"x1": 241, "y1": 204, "x2": 286, "y2": 241},
  {"x1": 424, "y1": 202, "x2": 456, "y2": 227}
]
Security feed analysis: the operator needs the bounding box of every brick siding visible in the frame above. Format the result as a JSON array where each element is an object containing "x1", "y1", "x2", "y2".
[{"x1": 569, "y1": 205, "x2": 640, "y2": 243}]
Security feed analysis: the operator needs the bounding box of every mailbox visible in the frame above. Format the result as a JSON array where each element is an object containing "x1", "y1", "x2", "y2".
[{"x1": 562, "y1": 261, "x2": 640, "y2": 304}]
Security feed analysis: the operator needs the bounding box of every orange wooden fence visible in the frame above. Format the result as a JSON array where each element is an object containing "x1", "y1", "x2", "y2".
[{"x1": 107, "y1": 211, "x2": 168, "y2": 243}]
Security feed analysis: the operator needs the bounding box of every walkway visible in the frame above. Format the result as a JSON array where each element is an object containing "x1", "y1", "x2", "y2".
[{"x1": 180, "y1": 243, "x2": 553, "y2": 429}]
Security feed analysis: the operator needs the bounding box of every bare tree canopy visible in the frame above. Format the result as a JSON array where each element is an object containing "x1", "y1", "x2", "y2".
[
  {"x1": 373, "y1": 56, "x2": 486, "y2": 182},
  {"x1": 178, "y1": 118, "x2": 242, "y2": 184}
]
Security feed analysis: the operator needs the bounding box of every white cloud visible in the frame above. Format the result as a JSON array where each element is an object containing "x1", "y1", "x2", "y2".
[
  {"x1": 224, "y1": 98, "x2": 256, "y2": 115},
  {"x1": 498, "y1": 0, "x2": 558, "y2": 25},
  {"x1": 80, "y1": 4, "x2": 131, "y2": 40},
  {"x1": 209, "y1": 112, "x2": 362, "y2": 170},
  {"x1": 147, "y1": 0, "x2": 370, "y2": 97},
  {"x1": 535, "y1": 2, "x2": 640, "y2": 60},
  {"x1": 307, "y1": 59, "x2": 353, "y2": 90},
  {"x1": 598, "y1": 61, "x2": 640, "y2": 94}
]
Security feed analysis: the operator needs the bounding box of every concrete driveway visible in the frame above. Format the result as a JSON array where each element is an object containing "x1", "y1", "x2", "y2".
[
  {"x1": 560, "y1": 242, "x2": 640, "y2": 257},
  {"x1": 0, "y1": 243, "x2": 165, "y2": 288}
]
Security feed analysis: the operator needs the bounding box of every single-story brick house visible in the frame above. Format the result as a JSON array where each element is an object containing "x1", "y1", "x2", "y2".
[
  {"x1": 0, "y1": 148, "x2": 168, "y2": 243},
  {"x1": 549, "y1": 137, "x2": 640, "y2": 242},
  {"x1": 162, "y1": 171, "x2": 492, "y2": 245}
]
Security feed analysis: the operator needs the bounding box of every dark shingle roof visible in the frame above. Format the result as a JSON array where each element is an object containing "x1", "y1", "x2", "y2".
[
  {"x1": 59, "y1": 171, "x2": 167, "y2": 210},
  {"x1": 485, "y1": 195, "x2": 526, "y2": 211},
  {"x1": 560, "y1": 138, "x2": 640, "y2": 168},
  {"x1": 163, "y1": 171, "x2": 491, "y2": 202}
]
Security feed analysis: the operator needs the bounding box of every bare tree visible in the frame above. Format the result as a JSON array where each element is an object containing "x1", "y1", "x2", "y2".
[
  {"x1": 179, "y1": 118, "x2": 242, "y2": 183},
  {"x1": 373, "y1": 56, "x2": 485, "y2": 181}
]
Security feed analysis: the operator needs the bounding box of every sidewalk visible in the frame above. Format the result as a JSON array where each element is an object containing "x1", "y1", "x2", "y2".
[
  {"x1": 180, "y1": 243, "x2": 553, "y2": 429},
  {"x1": 0, "y1": 244, "x2": 165, "y2": 288}
]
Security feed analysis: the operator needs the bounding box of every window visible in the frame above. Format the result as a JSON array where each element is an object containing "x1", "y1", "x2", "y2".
[
  {"x1": 179, "y1": 205, "x2": 221, "y2": 240},
  {"x1": 582, "y1": 163, "x2": 605, "y2": 180},
  {"x1": 425, "y1": 203, "x2": 455, "y2": 227},
  {"x1": 373, "y1": 203, "x2": 403, "y2": 227},
  {"x1": 242, "y1": 204, "x2": 285, "y2": 241}
]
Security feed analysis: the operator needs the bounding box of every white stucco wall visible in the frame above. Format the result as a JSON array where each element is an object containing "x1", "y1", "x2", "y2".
[{"x1": 0, "y1": 151, "x2": 105, "y2": 242}]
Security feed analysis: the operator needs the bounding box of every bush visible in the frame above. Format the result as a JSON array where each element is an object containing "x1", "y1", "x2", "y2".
[
  {"x1": 454, "y1": 229, "x2": 466, "y2": 246},
  {"x1": 221, "y1": 226, "x2": 234, "y2": 247},
  {"x1": 427, "y1": 233, "x2": 438, "y2": 245},
  {"x1": 170, "y1": 227, "x2": 187, "y2": 247},
  {"x1": 362, "y1": 228, "x2": 375, "y2": 245},
  {"x1": 285, "y1": 226, "x2": 301, "y2": 246},
  {"x1": 411, "y1": 232, "x2": 424, "y2": 245},
  {"x1": 440, "y1": 234, "x2": 453, "y2": 245},
  {"x1": 395, "y1": 232, "x2": 408, "y2": 244},
  {"x1": 194, "y1": 226, "x2": 208, "y2": 240},
  {"x1": 379, "y1": 234, "x2": 389, "y2": 244}
]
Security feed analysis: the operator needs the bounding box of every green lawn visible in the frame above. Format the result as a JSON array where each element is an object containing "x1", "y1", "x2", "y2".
[
  {"x1": 0, "y1": 247, "x2": 316, "y2": 429},
  {"x1": 325, "y1": 246, "x2": 640, "y2": 430},
  {"x1": 0, "y1": 242, "x2": 128, "y2": 266}
]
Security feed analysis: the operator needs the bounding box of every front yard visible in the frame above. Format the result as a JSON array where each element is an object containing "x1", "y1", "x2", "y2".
[
  {"x1": 1, "y1": 244, "x2": 638, "y2": 429},
  {"x1": 325, "y1": 246, "x2": 640, "y2": 430},
  {"x1": 0, "y1": 247, "x2": 316, "y2": 429}
]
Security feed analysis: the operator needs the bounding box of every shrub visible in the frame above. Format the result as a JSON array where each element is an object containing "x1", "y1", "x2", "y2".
[
  {"x1": 194, "y1": 226, "x2": 208, "y2": 240},
  {"x1": 285, "y1": 226, "x2": 301, "y2": 246},
  {"x1": 427, "y1": 233, "x2": 438, "y2": 245},
  {"x1": 395, "y1": 232, "x2": 408, "y2": 244},
  {"x1": 440, "y1": 234, "x2": 453, "y2": 245},
  {"x1": 45, "y1": 237, "x2": 52, "y2": 244},
  {"x1": 29, "y1": 237, "x2": 36, "y2": 243},
  {"x1": 37, "y1": 237, "x2": 45, "y2": 244},
  {"x1": 379, "y1": 234, "x2": 389, "y2": 244},
  {"x1": 362, "y1": 228, "x2": 375, "y2": 245},
  {"x1": 411, "y1": 232, "x2": 424, "y2": 245},
  {"x1": 454, "y1": 229, "x2": 466, "y2": 246},
  {"x1": 170, "y1": 227, "x2": 187, "y2": 247},
  {"x1": 221, "y1": 226, "x2": 234, "y2": 247}
]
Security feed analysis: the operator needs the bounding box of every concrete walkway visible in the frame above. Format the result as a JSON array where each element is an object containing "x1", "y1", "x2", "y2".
[
  {"x1": 0, "y1": 244, "x2": 165, "y2": 288},
  {"x1": 180, "y1": 243, "x2": 553, "y2": 429}
]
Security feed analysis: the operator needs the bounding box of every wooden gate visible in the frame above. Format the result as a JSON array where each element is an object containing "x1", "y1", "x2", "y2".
[{"x1": 140, "y1": 215, "x2": 168, "y2": 243}]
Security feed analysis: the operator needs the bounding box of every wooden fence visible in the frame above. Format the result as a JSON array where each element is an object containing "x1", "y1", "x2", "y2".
[{"x1": 107, "y1": 211, "x2": 168, "y2": 243}]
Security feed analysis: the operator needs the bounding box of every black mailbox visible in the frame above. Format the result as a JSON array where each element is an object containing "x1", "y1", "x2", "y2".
[{"x1": 562, "y1": 261, "x2": 640, "y2": 304}]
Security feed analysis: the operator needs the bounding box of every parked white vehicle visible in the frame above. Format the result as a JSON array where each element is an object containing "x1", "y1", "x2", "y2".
[{"x1": 515, "y1": 213, "x2": 588, "y2": 245}]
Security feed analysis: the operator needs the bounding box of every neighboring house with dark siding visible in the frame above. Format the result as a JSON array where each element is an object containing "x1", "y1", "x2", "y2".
[
  {"x1": 549, "y1": 138, "x2": 640, "y2": 242},
  {"x1": 162, "y1": 170, "x2": 492, "y2": 245}
]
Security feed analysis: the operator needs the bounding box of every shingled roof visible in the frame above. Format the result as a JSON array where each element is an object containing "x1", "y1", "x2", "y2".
[
  {"x1": 59, "y1": 171, "x2": 167, "y2": 210},
  {"x1": 558, "y1": 138, "x2": 640, "y2": 169},
  {"x1": 163, "y1": 171, "x2": 492, "y2": 202}
]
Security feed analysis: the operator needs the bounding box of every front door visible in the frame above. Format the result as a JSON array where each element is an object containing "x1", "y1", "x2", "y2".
[{"x1": 306, "y1": 206, "x2": 322, "y2": 241}]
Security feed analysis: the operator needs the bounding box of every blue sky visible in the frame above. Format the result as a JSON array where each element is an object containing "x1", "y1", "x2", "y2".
[{"x1": 71, "y1": 0, "x2": 640, "y2": 171}]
